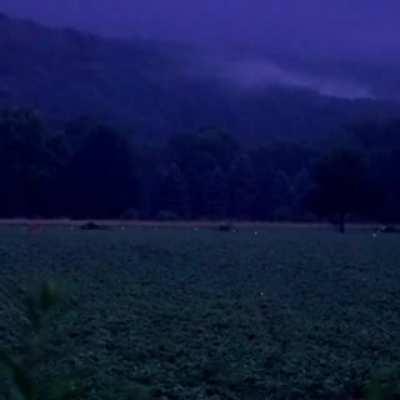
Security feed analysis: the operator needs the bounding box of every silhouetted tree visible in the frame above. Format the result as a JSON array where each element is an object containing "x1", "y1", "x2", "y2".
[
  {"x1": 269, "y1": 170, "x2": 294, "y2": 221},
  {"x1": 308, "y1": 149, "x2": 378, "y2": 233},
  {"x1": 204, "y1": 167, "x2": 228, "y2": 219},
  {"x1": 292, "y1": 169, "x2": 314, "y2": 220}
]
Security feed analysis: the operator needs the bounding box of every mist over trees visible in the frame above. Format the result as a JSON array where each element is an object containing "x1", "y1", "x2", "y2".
[
  {"x1": 1, "y1": 13, "x2": 400, "y2": 144},
  {"x1": 0, "y1": 108, "x2": 399, "y2": 224}
]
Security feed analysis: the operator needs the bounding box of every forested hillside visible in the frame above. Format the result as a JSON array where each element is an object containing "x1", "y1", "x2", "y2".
[{"x1": 0, "y1": 13, "x2": 399, "y2": 142}]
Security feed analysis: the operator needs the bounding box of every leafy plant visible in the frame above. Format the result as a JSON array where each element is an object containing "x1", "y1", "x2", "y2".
[
  {"x1": 0, "y1": 281, "x2": 85, "y2": 400},
  {"x1": 365, "y1": 368, "x2": 400, "y2": 400}
]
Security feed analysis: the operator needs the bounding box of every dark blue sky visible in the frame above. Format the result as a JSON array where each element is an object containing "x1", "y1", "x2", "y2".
[
  {"x1": 1, "y1": 0, "x2": 399, "y2": 99},
  {"x1": 1, "y1": 0, "x2": 399, "y2": 54}
]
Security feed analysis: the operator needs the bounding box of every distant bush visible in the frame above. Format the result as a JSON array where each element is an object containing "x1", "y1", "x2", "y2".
[
  {"x1": 217, "y1": 222, "x2": 235, "y2": 232},
  {"x1": 80, "y1": 221, "x2": 108, "y2": 231},
  {"x1": 379, "y1": 225, "x2": 400, "y2": 234}
]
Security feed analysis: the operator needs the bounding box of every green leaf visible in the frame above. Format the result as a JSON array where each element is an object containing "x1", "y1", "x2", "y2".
[
  {"x1": 366, "y1": 380, "x2": 385, "y2": 400},
  {"x1": 25, "y1": 295, "x2": 42, "y2": 332},
  {"x1": 0, "y1": 350, "x2": 18, "y2": 378},
  {"x1": 46, "y1": 377, "x2": 85, "y2": 400},
  {"x1": 126, "y1": 384, "x2": 155, "y2": 400},
  {"x1": 13, "y1": 363, "x2": 36, "y2": 400},
  {"x1": 40, "y1": 281, "x2": 60, "y2": 313},
  {"x1": 0, "y1": 351, "x2": 36, "y2": 400}
]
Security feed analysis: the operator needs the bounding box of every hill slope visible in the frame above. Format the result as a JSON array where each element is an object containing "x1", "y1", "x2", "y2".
[{"x1": 0, "y1": 13, "x2": 399, "y2": 141}]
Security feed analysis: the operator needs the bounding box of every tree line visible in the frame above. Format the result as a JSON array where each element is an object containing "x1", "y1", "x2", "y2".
[{"x1": 0, "y1": 108, "x2": 399, "y2": 229}]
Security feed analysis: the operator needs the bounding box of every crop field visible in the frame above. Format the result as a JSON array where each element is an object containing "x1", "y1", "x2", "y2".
[{"x1": 1, "y1": 225, "x2": 400, "y2": 400}]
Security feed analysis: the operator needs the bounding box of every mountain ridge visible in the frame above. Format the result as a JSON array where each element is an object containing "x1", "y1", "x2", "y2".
[{"x1": 0, "y1": 13, "x2": 399, "y2": 141}]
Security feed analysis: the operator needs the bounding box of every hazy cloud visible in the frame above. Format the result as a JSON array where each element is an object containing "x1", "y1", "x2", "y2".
[{"x1": 217, "y1": 59, "x2": 372, "y2": 99}]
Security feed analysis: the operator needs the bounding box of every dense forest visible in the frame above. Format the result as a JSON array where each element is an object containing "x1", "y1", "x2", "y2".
[{"x1": 0, "y1": 108, "x2": 399, "y2": 226}]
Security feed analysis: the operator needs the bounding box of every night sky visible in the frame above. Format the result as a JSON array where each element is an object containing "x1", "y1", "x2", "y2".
[{"x1": 1, "y1": 0, "x2": 399, "y2": 98}]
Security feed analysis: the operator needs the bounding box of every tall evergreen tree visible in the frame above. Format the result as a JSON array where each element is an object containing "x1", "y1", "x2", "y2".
[
  {"x1": 158, "y1": 163, "x2": 190, "y2": 219},
  {"x1": 229, "y1": 155, "x2": 256, "y2": 219},
  {"x1": 204, "y1": 167, "x2": 228, "y2": 219}
]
